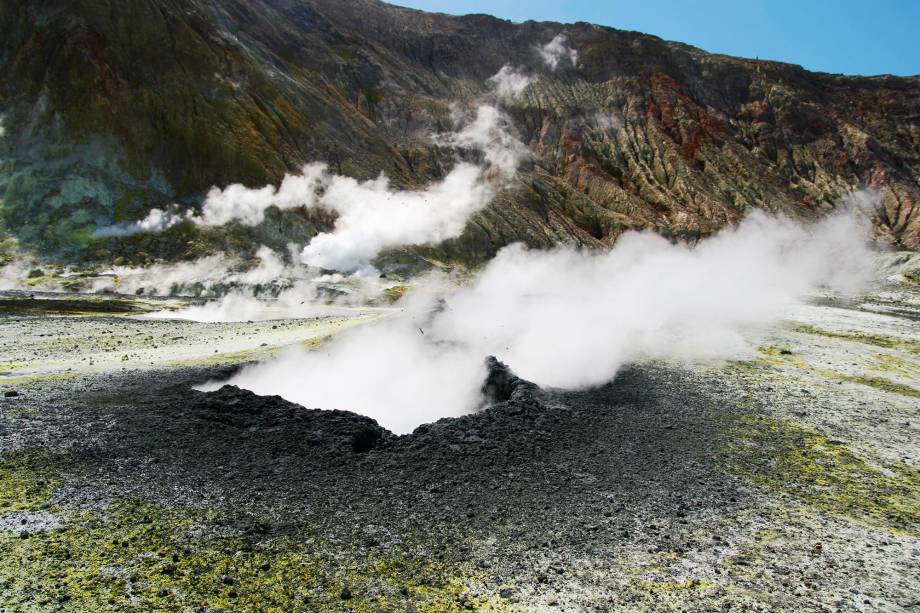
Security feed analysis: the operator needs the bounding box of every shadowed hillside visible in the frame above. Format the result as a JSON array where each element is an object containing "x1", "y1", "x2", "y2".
[{"x1": 0, "y1": 0, "x2": 918, "y2": 263}]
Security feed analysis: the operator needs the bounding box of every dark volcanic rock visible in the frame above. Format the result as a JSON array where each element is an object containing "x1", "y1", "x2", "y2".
[
  {"x1": 180, "y1": 384, "x2": 394, "y2": 454},
  {"x1": 479, "y1": 356, "x2": 537, "y2": 404}
]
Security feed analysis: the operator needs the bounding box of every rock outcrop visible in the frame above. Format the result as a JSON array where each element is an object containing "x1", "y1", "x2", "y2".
[{"x1": 1, "y1": 0, "x2": 918, "y2": 261}]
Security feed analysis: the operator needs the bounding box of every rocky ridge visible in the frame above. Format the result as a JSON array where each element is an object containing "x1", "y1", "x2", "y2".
[{"x1": 0, "y1": 0, "x2": 918, "y2": 264}]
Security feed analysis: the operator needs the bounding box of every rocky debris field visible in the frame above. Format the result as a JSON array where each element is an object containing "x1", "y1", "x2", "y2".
[{"x1": 0, "y1": 256, "x2": 919, "y2": 611}]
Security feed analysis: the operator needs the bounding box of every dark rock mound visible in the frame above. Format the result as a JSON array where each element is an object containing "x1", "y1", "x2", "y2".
[
  {"x1": 191, "y1": 385, "x2": 393, "y2": 454},
  {"x1": 480, "y1": 356, "x2": 539, "y2": 405}
]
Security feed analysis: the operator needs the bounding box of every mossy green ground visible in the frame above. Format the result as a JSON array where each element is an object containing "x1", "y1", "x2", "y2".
[
  {"x1": 0, "y1": 450, "x2": 59, "y2": 512},
  {"x1": 0, "y1": 452, "x2": 505, "y2": 612},
  {"x1": 721, "y1": 415, "x2": 920, "y2": 536},
  {"x1": 751, "y1": 341, "x2": 920, "y2": 400},
  {"x1": 792, "y1": 324, "x2": 920, "y2": 357}
]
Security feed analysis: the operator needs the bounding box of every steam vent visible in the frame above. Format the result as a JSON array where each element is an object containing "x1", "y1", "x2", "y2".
[{"x1": 1, "y1": 0, "x2": 919, "y2": 610}]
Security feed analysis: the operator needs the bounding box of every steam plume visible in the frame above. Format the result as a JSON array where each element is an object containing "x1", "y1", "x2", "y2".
[
  {"x1": 216, "y1": 205, "x2": 873, "y2": 434},
  {"x1": 200, "y1": 163, "x2": 329, "y2": 227},
  {"x1": 93, "y1": 207, "x2": 193, "y2": 238},
  {"x1": 488, "y1": 66, "x2": 533, "y2": 100},
  {"x1": 539, "y1": 34, "x2": 578, "y2": 70},
  {"x1": 95, "y1": 106, "x2": 524, "y2": 272}
]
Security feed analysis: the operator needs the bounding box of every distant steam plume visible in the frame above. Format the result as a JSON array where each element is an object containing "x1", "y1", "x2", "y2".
[
  {"x1": 199, "y1": 163, "x2": 328, "y2": 227},
  {"x1": 539, "y1": 34, "x2": 578, "y2": 70},
  {"x1": 488, "y1": 65, "x2": 534, "y2": 100},
  {"x1": 300, "y1": 106, "x2": 525, "y2": 270},
  {"x1": 94, "y1": 106, "x2": 525, "y2": 272},
  {"x1": 92, "y1": 207, "x2": 193, "y2": 238}
]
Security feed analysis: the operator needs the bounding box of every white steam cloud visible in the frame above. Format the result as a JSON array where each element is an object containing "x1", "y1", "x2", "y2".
[
  {"x1": 300, "y1": 105, "x2": 524, "y2": 270},
  {"x1": 199, "y1": 163, "x2": 329, "y2": 227},
  {"x1": 488, "y1": 65, "x2": 534, "y2": 100},
  {"x1": 93, "y1": 207, "x2": 193, "y2": 238},
  {"x1": 446, "y1": 105, "x2": 530, "y2": 175},
  {"x1": 84, "y1": 245, "x2": 391, "y2": 308},
  {"x1": 217, "y1": 206, "x2": 873, "y2": 434},
  {"x1": 539, "y1": 34, "x2": 578, "y2": 70},
  {"x1": 96, "y1": 106, "x2": 524, "y2": 272},
  {"x1": 594, "y1": 111, "x2": 623, "y2": 132}
]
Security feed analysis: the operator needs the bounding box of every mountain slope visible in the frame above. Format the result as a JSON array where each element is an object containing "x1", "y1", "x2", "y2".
[{"x1": 0, "y1": 0, "x2": 918, "y2": 264}]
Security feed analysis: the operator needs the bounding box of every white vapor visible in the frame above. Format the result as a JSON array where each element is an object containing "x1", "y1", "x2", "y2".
[
  {"x1": 87, "y1": 246, "x2": 292, "y2": 297},
  {"x1": 199, "y1": 163, "x2": 328, "y2": 227},
  {"x1": 299, "y1": 105, "x2": 525, "y2": 270},
  {"x1": 539, "y1": 34, "x2": 578, "y2": 70},
  {"x1": 93, "y1": 207, "x2": 193, "y2": 238},
  {"x1": 488, "y1": 65, "x2": 534, "y2": 100},
  {"x1": 82, "y1": 245, "x2": 393, "y2": 309},
  {"x1": 447, "y1": 105, "x2": 530, "y2": 175},
  {"x1": 594, "y1": 112, "x2": 623, "y2": 132},
  {"x1": 218, "y1": 204, "x2": 873, "y2": 434},
  {"x1": 104, "y1": 105, "x2": 525, "y2": 272}
]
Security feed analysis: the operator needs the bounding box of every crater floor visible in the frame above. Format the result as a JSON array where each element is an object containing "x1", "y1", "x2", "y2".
[{"x1": 1, "y1": 255, "x2": 918, "y2": 611}]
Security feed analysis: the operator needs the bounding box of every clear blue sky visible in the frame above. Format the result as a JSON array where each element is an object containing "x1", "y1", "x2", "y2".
[{"x1": 388, "y1": 1, "x2": 920, "y2": 76}]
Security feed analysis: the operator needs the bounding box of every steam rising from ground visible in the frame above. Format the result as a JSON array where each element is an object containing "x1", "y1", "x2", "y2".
[
  {"x1": 488, "y1": 31, "x2": 575, "y2": 103},
  {"x1": 93, "y1": 106, "x2": 524, "y2": 272},
  {"x1": 216, "y1": 207, "x2": 872, "y2": 434},
  {"x1": 0, "y1": 242, "x2": 393, "y2": 317},
  {"x1": 539, "y1": 34, "x2": 578, "y2": 70},
  {"x1": 199, "y1": 164, "x2": 328, "y2": 227},
  {"x1": 488, "y1": 66, "x2": 533, "y2": 100},
  {"x1": 93, "y1": 207, "x2": 193, "y2": 238}
]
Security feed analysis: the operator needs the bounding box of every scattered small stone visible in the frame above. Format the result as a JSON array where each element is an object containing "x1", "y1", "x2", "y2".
[{"x1": 362, "y1": 536, "x2": 379, "y2": 548}]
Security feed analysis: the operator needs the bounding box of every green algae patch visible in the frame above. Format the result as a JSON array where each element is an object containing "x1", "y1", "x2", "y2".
[
  {"x1": 640, "y1": 578, "x2": 715, "y2": 594},
  {"x1": 0, "y1": 499, "x2": 499, "y2": 611},
  {"x1": 751, "y1": 345, "x2": 920, "y2": 399},
  {"x1": 722, "y1": 415, "x2": 920, "y2": 535},
  {"x1": 872, "y1": 353, "x2": 920, "y2": 378},
  {"x1": 0, "y1": 450, "x2": 59, "y2": 512},
  {"x1": 833, "y1": 373, "x2": 920, "y2": 399},
  {"x1": 792, "y1": 324, "x2": 920, "y2": 356}
]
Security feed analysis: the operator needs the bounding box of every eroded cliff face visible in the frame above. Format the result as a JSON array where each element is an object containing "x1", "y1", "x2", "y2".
[{"x1": 0, "y1": 0, "x2": 918, "y2": 263}]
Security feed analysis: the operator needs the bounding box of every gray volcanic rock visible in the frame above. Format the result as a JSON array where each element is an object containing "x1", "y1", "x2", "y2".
[
  {"x1": 0, "y1": 0, "x2": 918, "y2": 262},
  {"x1": 1, "y1": 266, "x2": 919, "y2": 609}
]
